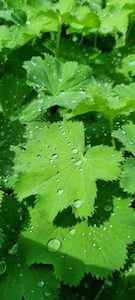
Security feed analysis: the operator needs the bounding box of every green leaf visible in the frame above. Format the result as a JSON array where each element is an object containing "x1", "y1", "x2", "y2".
[
  {"x1": 23, "y1": 54, "x2": 92, "y2": 110},
  {"x1": 99, "y1": 4, "x2": 132, "y2": 46},
  {"x1": 96, "y1": 276, "x2": 131, "y2": 300},
  {"x1": 0, "y1": 190, "x2": 3, "y2": 202},
  {"x1": 0, "y1": 254, "x2": 60, "y2": 300},
  {"x1": 67, "y1": 5, "x2": 100, "y2": 35},
  {"x1": 0, "y1": 75, "x2": 31, "y2": 120},
  {"x1": 20, "y1": 198, "x2": 135, "y2": 284},
  {"x1": 0, "y1": 113, "x2": 25, "y2": 183},
  {"x1": 11, "y1": 120, "x2": 123, "y2": 220},
  {"x1": 65, "y1": 79, "x2": 135, "y2": 120},
  {"x1": 23, "y1": 8, "x2": 60, "y2": 35},
  {"x1": 0, "y1": 8, "x2": 13, "y2": 21},
  {"x1": 56, "y1": 0, "x2": 76, "y2": 16},
  {"x1": 113, "y1": 121, "x2": 135, "y2": 155},
  {"x1": 120, "y1": 158, "x2": 135, "y2": 194},
  {"x1": 118, "y1": 54, "x2": 135, "y2": 78},
  {"x1": 11, "y1": 8, "x2": 27, "y2": 26}
]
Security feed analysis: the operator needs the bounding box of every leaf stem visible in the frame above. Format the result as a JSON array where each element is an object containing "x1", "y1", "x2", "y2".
[
  {"x1": 56, "y1": 23, "x2": 62, "y2": 57},
  {"x1": 109, "y1": 118, "x2": 115, "y2": 148},
  {"x1": 80, "y1": 35, "x2": 84, "y2": 45}
]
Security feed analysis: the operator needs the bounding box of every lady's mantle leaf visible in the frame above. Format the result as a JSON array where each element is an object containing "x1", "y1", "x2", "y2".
[
  {"x1": 23, "y1": 54, "x2": 92, "y2": 110},
  {"x1": 113, "y1": 121, "x2": 135, "y2": 155},
  {"x1": 20, "y1": 198, "x2": 135, "y2": 285},
  {"x1": 113, "y1": 122, "x2": 135, "y2": 194},
  {"x1": 11, "y1": 121, "x2": 123, "y2": 220},
  {"x1": 120, "y1": 158, "x2": 135, "y2": 194},
  {"x1": 0, "y1": 255, "x2": 60, "y2": 300}
]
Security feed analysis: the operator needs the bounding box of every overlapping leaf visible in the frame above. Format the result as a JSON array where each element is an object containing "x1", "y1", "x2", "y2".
[
  {"x1": 0, "y1": 254, "x2": 60, "y2": 300},
  {"x1": 23, "y1": 54, "x2": 92, "y2": 110},
  {"x1": 118, "y1": 54, "x2": 135, "y2": 78},
  {"x1": 113, "y1": 121, "x2": 135, "y2": 155},
  {"x1": 113, "y1": 122, "x2": 135, "y2": 194},
  {"x1": 0, "y1": 75, "x2": 31, "y2": 120},
  {"x1": 67, "y1": 5, "x2": 100, "y2": 35},
  {"x1": 10, "y1": 121, "x2": 122, "y2": 220},
  {"x1": 20, "y1": 198, "x2": 135, "y2": 284},
  {"x1": 65, "y1": 80, "x2": 135, "y2": 120}
]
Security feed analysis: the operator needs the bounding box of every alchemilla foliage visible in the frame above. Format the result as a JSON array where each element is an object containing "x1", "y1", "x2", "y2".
[{"x1": 1, "y1": 0, "x2": 135, "y2": 299}]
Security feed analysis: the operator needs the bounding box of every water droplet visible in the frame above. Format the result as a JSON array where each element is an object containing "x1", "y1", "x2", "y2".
[
  {"x1": 130, "y1": 141, "x2": 134, "y2": 145},
  {"x1": 26, "y1": 20, "x2": 31, "y2": 25},
  {"x1": 69, "y1": 229, "x2": 75, "y2": 235},
  {"x1": 37, "y1": 280, "x2": 45, "y2": 288},
  {"x1": 57, "y1": 189, "x2": 63, "y2": 196},
  {"x1": 0, "y1": 261, "x2": 7, "y2": 275},
  {"x1": 104, "y1": 204, "x2": 112, "y2": 212},
  {"x1": 80, "y1": 89, "x2": 86, "y2": 95},
  {"x1": 68, "y1": 142, "x2": 71, "y2": 146},
  {"x1": 74, "y1": 159, "x2": 82, "y2": 166},
  {"x1": 72, "y1": 148, "x2": 78, "y2": 154},
  {"x1": 31, "y1": 61, "x2": 37, "y2": 66},
  {"x1": 8, "y1": 243, "x2": 18, "y2": 255},
  {"x1": 59, "y1": 78, "x2": 63, "y2": 82},
  {"x1": 68, "y1": 267, "x2": 72, "y2": 271},
  {"x1": 45, "y1": 292, "x2": 51, "y2": 297},
  {"x1": 52, "y1": 154, "x2": 58, "y2": 160},
  {"x1": 73, "y1": 199, "x2": 82, "y2": 208},
  {"x1": 60, "y1": 91, "x2": 65, "y2": 95},
  {"x1": 47, "y1": 238, "x2": 61, "y2": 252},
  {"x1": 17, "y1": 263, "x2": 21, "y2": 267},
  {"x1": 129, "y1": 61, "x2": 135, "y2": 66}
]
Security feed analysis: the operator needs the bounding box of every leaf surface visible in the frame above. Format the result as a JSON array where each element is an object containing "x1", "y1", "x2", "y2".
[
  {"x1": 11, "y1": 121, "x2": 122, "y2": 220},
  {"x1": 20, "y1": 198, "x2": 135, "y2": 284}
]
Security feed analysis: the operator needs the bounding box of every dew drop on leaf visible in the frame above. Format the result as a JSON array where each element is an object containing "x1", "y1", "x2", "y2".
[
  {"x1": 8, "y1": 243, "x2": 18, "y2": 255},
  {"x1": 57, "y1": 189, "x2": 63, "y2": 196},
  {"x1": 104, "y1": 204, "x2": 112, "y2": 212},
  {"x1": 44, "y1": 292, "x2": 51, "y2": 297},
  {"x1": 60, "y1": 91, "x2": 65, "y2": 95},
  {"x1": 74, "y1": 159, "x2": 82, "y2": 166},
  {"x1": 0, "y1": 261, "x2": 7, "y2": 275},
  {"x1": 71, "y1": 148, "x2": 78, "y2": 154},
  {"x1": 37, "y1": 280, "x2": 45, "y2": 288},
  {"x1": 52, "y1": 154, "x2": 58, "y2": 160},
  {"x1": 69, "y1": 228, "x2": 76, "y2": 235},
  {"x1": 47, "y1": 238, "x2": 61, "y2": 252},
  {"x1": 73, "y1": 199, "x2": 82, "y2": 208}
]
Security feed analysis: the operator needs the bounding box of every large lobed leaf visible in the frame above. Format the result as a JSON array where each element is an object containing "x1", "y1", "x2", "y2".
[
  {"x1": 23, "y1": 54, "x2": 92, "y2": 110},
  {"x1": 10, "y1": 120, "x2": 123, "y2": 220},
  {"x1": 20, "y1": 198, "x2": 135, "y2": 285},
  {"x1": 0, "y1": 254, "x2": 60, "y2": 300}
]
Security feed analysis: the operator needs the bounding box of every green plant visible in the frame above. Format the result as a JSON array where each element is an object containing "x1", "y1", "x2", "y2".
[{"x1": 1, "y1": 0, "x2": 135, "y2": 299}]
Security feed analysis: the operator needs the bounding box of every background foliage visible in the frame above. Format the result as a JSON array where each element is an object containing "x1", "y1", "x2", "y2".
[{"x1": 1, "y1": 0, "x2": 135, "y2": 299}]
